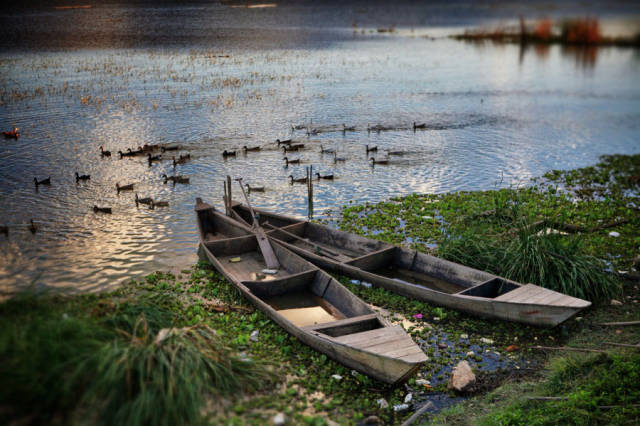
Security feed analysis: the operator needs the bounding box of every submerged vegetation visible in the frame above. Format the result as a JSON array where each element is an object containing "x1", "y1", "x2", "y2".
[{"x1": 1, "y1": 155, "x2": 639, "y2": 425}]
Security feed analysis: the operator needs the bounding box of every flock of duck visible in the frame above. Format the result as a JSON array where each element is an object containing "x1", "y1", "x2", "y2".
[{"x1": 2, "y1": 119, "x2": 422, "y2": 236}]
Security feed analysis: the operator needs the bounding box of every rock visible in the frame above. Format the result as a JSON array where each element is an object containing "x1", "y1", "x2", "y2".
[
  {"x1": 609, "y1": 231, "x2": 620, "y2": 238},
  {"x1": 363, "y1": 415, "x2": 383, "y2": 425},
  {"x1": 506, "y1": 345, "x2": 519, "y2": 352},
  {"x1": 433, "y1": 317, "x2": 441, "y2": 321},
  {"x1": 610, "y1": 299, "x2": 623, "y2": 306},
  {"x1": 273, "y1": 412, "x2": 286, "y2": 426},
  {"x1": 376, "y1": 398, "x2": 389, "y2": 409},
  {"x1": 351, "y1": 369, "x2": 359, "y2": 377},
  {"x1": 415, "y1": 379, "x2": 431, "y2": 386},
  {"x1": 393, "y1": 404, "x2": 409, "y2": 412},
  {"x1": 480, "y1": 337, "x2": 494, "y2": 344},
  {"x1": 250, "y1": 330, "x2": 259, "y2": 342},
  {"x1": 404, "y1": 393, "x2": 413, "y2": 403},
  {"x1": 448, "y1": 360, "x2": 476, "y2": 392},
  {"x1": 331, "y1": 374, "x2": 343, "y2": 381},
  {"x1": 438, "y1": 343, "x2": 447, "y2": 349},
  {"x1": 466, "y1": 351, "x2": 475, "y2": 357},
  {"x1": 326, "y1": 420, "x2": 340, "y2": 426},
  {"x1": 460, "y1": 333, "x2": 469, "y2": 339}
]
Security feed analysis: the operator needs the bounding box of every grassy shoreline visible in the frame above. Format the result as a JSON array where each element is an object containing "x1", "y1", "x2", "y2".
[{"x1": 1, "y1": 154, "x2": 639, "y2": 425}]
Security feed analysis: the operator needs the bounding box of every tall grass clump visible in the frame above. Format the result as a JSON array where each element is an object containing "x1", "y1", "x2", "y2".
[
  {"x1": 83, "y1": 316, "x2": 273, "y2": 426},
  {"x1": 438, "y1": 223, "x2": 620, "y2": 301}
]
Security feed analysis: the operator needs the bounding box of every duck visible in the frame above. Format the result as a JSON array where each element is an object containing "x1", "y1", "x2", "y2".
[
  {"x1": 386, "y1": 150, "x2": 406, "y2": 156},
  {"x1": 3, "y1": 127, "x2": 19, "y2": 139},
  {"x1": 29, "y1": 219, "x2": 38, "y2": 234},
  {"x1": 147, "y1": 153, "x2": 162, "y2": 166},
  {"x1": 222, "y1": 150, "x2": 236, "y2": 158},
  {"x1": 342, "y1": 124, "x2": 355, "y2": 133},
  {"x1": 245, "y1": 183, "x2": 265, "y2": 192},
  {"x1": 100, "y1": 146, "x2": 111, "y2": 157},
  {"x1": 0, "y1": 225, "x2": 8, "y2": 236},
  {"x1": 333, "y1": 152, "x2": 346, "y2": 163},
  {"x1": 34, "y1": 177, "x2": 51, "y2": 187},
  {"x1": 150, "y1": 200, "x2": 169, "y2": 209},
  {"x1": 138, "y1": 144, "x2": 153, "y2": 152},
  {"x1": 116, "y1": 182, "x2": 134, "y2": 192},
  {"x1": 179, "y1": 153, "x2": 191, "y2": 160},
  {"x1": 173, "y1": 176, "x2": 190, "y2": 184},
  {"x1": 135, "y1": 193, "x2": 153, "y2": 206},
  {"x1": 288, "y1": 175, "x2": 308, "y2": 184},
  {"x1": 320, "y1": 145, "x2": 335, "y2": 154},
  {"x1": 370, "y1": 157, "x2": 389, "y2": 165},
  {"x1": 282, "y1": 145, "x2": 299, "y2": 153},
  {"x1": 172, "y1": 156, "x2": 188, "y2": 167},
  {"x1": 93, "y1": 205, "x2": 112, "y2": 214},
  {"x1": 118, "y1": 149, "x2": 136, "y2": 158},
  {"x1": 75, "y1": 172, "x2": 90, "y2": 182},
  {"x1": 161, "y1": 145, "x2": 179, "y2": 152},
  {"x1": 276, "y1": 138, "x2": 292, "y2": 146},
  {"x1": 365, "y1": 144, "x2": 378, "y2": 153},
  {"x1": 315, "y1": 172, "x2": 334, "y2": 180},
  {"x1": 413, "y1": 121, "x2": 426, "y2": 130},
  {"x1": 243, "y1": 145, "x2": 261, "y2": 152},
  {"x1": 283, "y1": 157, "x2": 301, "y2": 166}
]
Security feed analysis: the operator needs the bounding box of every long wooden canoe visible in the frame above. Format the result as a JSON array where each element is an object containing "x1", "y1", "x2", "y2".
[
  {"x1": 229, "y1": 202, "x2": 591, "y2": 327},
  {"x1": 195, "y1": 198, "x2": 427, "y2": 385}
]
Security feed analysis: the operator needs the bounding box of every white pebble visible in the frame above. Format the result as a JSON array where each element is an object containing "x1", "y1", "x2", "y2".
[
  {"x1": 331, "y1": 374, "x2": 343, "y2": 381},
  {"x1": 609, "y1": 231, "x2": 620, "y2": 238}
]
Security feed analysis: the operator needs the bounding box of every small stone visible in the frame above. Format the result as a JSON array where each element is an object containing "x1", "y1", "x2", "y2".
[
  {"x1": 460, "y1": 333, "x2": 469, "y2": 339},
  {"x1": 404, "y1": 393, "x2": 413, "y2": 403},
  {"x1": 376, "y1": 398, "x2": 388, "y2": 409},
  {"x1": 608, "y1": 231, "x2": 620, "y2": 238},
  {"x1": 415, "y1": 379, "x2": 431, "y2": 386},
  {"x1": 433, "y1": 317, "x2": 440, "y2": 321},
  {"x1": 326, "y1": 420, "x2": 340, "y2": 426},
  {"x1": 610, "y1": 299, "x2": 623, "y2": 306},
  {"x1": 466, "y1": 351, "x2": 475, "y2": 357},
  {"x1": 448, "y1": 360, "x2": 476, "y2": 392},
  {"x1": 575, "y1": 316, "x2": 583, "y2": 321},
  {"x1": 438, "y1": 343, "x2": 447, "y2": 349},
  {"x1": 480, "y1": 337, "x2": 493, "y2": 344},
  {"x1": 506, "y1": 345, "x2": 519, "y2": 352},
  {"x1": 363, "y1": 416, "x2": 383, "y2": 425},
  {"x1": 250, "y1": 330, "x2": 259, "y2": 342},
  {"x1": 331, "y1": 374, "x2": 343, "y2": 381},
  {"x1": 393, "y1": 404, "x2": 409, "y2": 412},
  {"x1": 273, "y1": 412, "x2": 286, "y2": 426},
  {"x1": 351, "y1": 369, "x2": 359, "y2": 377},
  {"x1": 616, "y1": 329, "x2": 622, "y2": 334}
]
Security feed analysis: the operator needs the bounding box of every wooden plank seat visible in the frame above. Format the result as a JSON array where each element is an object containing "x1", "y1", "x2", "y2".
[
  {"x1": 494, "y1": 284, "x2": 590, "y2": 307},
  {"x1": 332, "y1": 325, "x2": 425, "y2": 362}
]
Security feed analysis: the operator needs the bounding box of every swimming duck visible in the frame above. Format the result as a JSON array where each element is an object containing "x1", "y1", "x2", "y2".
[
  {"x1": 245, "y1": 183, "x2": 265, "y2": 192},
  {"x1": 29, "y1": 219, "x2": 38, "y2": 234},
  {"x1": 135, "y1": 193, "x2": 153, "y2": 206},
  {"x1": 288, "y1": 175, "x2": 308, "y2": 184},
  {"x1": 333, "y1": 152, "x2": 346, "y2": 163},
  {"x1": 147, "y1": 153, "x2": 162, "y2": 166},
  {"x1": 116, "y1": 182, "x2": 134, "y2": 192},
  {"x1": 315, "y1": 172, "x2": 334, "y2": 180},
  {"x1": 100, "y1": 146, "x2": 111, "y2": 157},
  {"x1": 161, "y1": 145, "x2": 179, "y2": 152},
  {"x1": 150, "y1": 200, "x2": 169, "y2": 209},
  {"x1": 243, "y1": 145, "x2": 261, "y2": 152},
  {"x1": 365, "y1": 144, "x2": 378, "y2": 153},
  {"x1": 3, "y1": 127, "x2": 19, "y2": 139},
  {"x1": 138, "y1": 144, "x2": 153, "y2": 152},
  {"x1": 320, "y1": 145, "x2": 335, "y2": 154},
  {"x1": 93, "y1": 205, "x2": 112, "y2": 214},
  {"x1": 370, "y1": 157, "x2": 389, "y2": 165},
  {"x1": 342, "y1": 124, "x2": 355, "y2": 133},
  {"x1": 413, "y1": 121, "x2": 426, "y2": 130},
  {"x1": 282, "y1": 145, "x2": 299, "y2": 153},
  {"x1": 386, "y1": 150, "x2": 406, "y2": 156},
  {"x1": 179, "y1": 153, "x2": 191, "y2": 160},
  {"x1": 222, "y1": 150, "x2": 236, "y2": 158},
  {"x1": 75, "y1": 172, "x2": 90, "y2": 182},
  {"x1": 118, "y1": 150, "x2": 136, "y2": 158},
  {"x1": 34, "y1": 177, "x2": 51, "y2": 187},
  {"x1": 276, "y1": 138, "x2": 293, "y2": 146},
  {"x1": 283, "y1": 157, "x2": 301, "y2": 166},
  {"x1": 173, "y1": 176, "x2": 190, "y2": 184},
  {"x1": 172, "y1": 156, "x2": 188, "y2": 167}
]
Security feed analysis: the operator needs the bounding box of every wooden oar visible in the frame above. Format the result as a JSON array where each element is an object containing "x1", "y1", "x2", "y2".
[
  {"x1": 262, "y1": 221, "x2": 344, "y2": 260},
  {"x1": 234, "y1": 178, "x2": 279, "y2": 269}
]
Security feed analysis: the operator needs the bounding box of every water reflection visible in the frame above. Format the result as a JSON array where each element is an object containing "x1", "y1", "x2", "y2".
[{"x1": 0, "y1": 4, "x2": 639, "y2": 293}]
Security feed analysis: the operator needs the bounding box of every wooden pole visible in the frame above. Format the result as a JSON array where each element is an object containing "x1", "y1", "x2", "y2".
[
  {"x1": 226, "y1": 175, "x2": 232, "y2": 215},
  {"x1": 223, "y1": 179, "x2": 228, "y2": 216},
  {"x1": 599, "y1": 321, "x2": 640, "y2": 326}
]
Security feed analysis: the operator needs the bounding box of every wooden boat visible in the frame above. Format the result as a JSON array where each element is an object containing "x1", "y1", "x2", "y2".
[
  {"x1": 195, "y1": 198, "x2": 427, "y2": 385},
  {"x1": 229, "y1": 202, "x2": 591, "y2": 327}
]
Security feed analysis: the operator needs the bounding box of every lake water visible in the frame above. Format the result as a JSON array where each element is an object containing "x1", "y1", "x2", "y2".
[{"x1": 1, "y1": 2, "x2": 639, "y2": 293}]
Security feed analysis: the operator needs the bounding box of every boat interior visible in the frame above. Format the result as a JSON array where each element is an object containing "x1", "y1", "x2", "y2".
[{"x1": 203, "y1": 234, "x2": 384, "y2": 333}]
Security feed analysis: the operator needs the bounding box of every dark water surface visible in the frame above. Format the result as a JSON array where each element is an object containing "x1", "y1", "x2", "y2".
[{"x1": 1, "y1": 2, "x2": 639, "y2": 292}]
